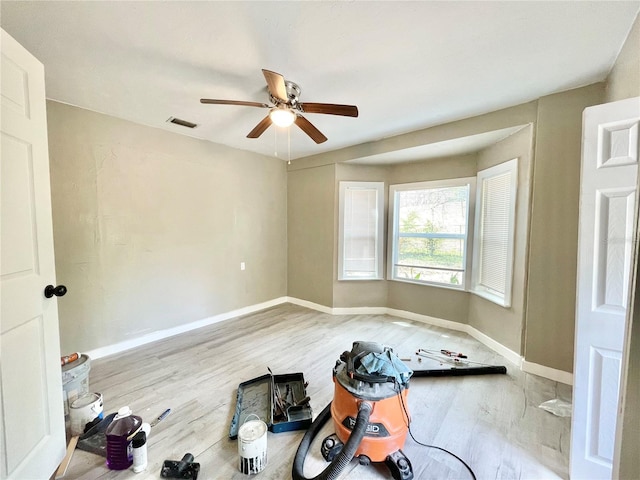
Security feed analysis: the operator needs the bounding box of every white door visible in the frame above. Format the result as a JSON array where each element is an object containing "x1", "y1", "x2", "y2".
[
  {"x1": 572, "y1": 96, "x2": 640, "y2": 479},
  {"x1": 0, "y1": 29, "x2": 66, "y2": 479}
]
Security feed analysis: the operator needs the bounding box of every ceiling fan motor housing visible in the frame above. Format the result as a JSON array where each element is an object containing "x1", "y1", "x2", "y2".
[{"x1": 270, "y1": 80, "x2": 301, "y2": 107}]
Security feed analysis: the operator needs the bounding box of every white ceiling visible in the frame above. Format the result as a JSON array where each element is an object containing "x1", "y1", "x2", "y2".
[{"x1": 2, "y1": 1, "x2": 638, "y2": 161}]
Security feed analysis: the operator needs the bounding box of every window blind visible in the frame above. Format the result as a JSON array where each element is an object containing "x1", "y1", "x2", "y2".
[
  {"x1": 472, "y1": 158, "x2": 518, "y2": 307},
  {"x1": 339, "y1": 182, "x2": 384, "y2": 280},
  {"x1": 478, "y1": 172, "x2": 512, "y2": 293}
]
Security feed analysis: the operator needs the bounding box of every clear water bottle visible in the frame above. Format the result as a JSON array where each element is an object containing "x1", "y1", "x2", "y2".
[{"x1": 106, "y1": 406, "x2": 142, "y2": 470}]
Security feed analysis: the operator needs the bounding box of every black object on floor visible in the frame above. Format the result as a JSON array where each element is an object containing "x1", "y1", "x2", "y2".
[
  {"x1": 160, "y1": 453, "x2": 200, "y2": 480},
  {"x1": 76, "y1": 412, "x2": 116, "y2": 457},
  {"x1": 412, "y1": 365, "x2": 507, "y2": 377}
]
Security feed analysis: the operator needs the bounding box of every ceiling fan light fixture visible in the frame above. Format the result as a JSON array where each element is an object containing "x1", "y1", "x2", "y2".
[{"x1": 269, "y1": 107, "x2": 296, "y2": 127}]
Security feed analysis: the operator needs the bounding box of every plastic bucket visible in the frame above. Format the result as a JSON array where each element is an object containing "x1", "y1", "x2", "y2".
[
  {"x1": 61, "y1": 354, "x2": 91, "y2": 429},
  {"x1": 70, "y1": 392, "x2": 103, "y2": 435},
  {"x1": 238, "y1": 414, "x2": 267, "y2": 475}
]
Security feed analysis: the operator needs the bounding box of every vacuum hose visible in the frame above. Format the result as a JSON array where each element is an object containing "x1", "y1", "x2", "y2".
[{"x1": 292, "y1": 400, "x2": 372, "y2": 480}]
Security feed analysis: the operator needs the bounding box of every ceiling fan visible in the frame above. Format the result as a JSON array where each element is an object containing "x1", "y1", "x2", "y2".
[{"x1": 200, "y1": 69, "x2": 359, "y2": 144}]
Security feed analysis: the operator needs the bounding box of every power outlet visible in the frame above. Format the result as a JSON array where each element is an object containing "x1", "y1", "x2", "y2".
[{"x1": 240, "y1": 262, "x2": 246, "y2": 271}]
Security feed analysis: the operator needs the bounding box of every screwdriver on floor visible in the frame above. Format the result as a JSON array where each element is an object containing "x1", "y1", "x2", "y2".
[
  {"x1": 150, "y1": 408, "x2": 171, "y2": 427},
  {"x1": 440, "y1": 349, "x2": 467, "y2": 359}
]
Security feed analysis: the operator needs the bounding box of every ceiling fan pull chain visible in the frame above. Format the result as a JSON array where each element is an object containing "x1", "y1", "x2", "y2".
[{"x1": 288, "y1": 127, "x2": 291, "y2": 165}]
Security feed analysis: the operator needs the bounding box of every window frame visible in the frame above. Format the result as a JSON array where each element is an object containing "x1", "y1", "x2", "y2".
[
  {"x1": 470, "y1": 158, "x2": 518, "y2": 307},
  {"x1": 387, "y1": 177, "x2": 476, "y2": 290},
  {"x1": 338, "y1": 181, "x2": 385, "y2": 281}
]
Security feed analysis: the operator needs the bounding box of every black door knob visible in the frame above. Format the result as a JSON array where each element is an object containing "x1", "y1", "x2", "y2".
[{"x1": 44, "y1": 284, "x2": 67, "y2": 298}]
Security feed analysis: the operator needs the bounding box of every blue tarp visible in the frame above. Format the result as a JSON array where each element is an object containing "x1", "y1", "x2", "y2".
[{"x1": 357, "y1": 351, "x2": 413, "y2": 385}]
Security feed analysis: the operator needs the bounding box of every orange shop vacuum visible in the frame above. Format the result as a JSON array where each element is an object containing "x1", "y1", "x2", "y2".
[{"x1": 293, "y1": 341, "x2": 414, "y2": 480}]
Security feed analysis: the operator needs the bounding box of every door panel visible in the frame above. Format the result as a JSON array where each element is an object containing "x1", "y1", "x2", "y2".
[
  {"x1": 572, "y1": 97, "x2": 640, "y2": 479},
  {"x1": 586, "y1": 346, "x2": 621, "y2": 465},
  {"x1": 595, "y1": 188, "x2": 635, "y2": 311},
  {"x1": 0, "y1": 28, "x2": 65, "y2": 479}
]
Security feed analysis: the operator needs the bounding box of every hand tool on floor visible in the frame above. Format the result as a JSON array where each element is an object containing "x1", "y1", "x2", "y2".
[
  {"x1": 440, "y1": 349, "x2": 467, "y2": 359},
  {"x1": 267, "y1": 367, "x2": 286, "y2": 420},
  {"x1": 150, "y1": 408, "x2": 171, "y2": 427},
  {"x1": 413, "y1": 347, "x2": 507, "y2": 376},
  {"x1": 294, "y1": 396, "x2": 310, "y2": 407},
  {"x1": 161, "y1": 453, "x2": 200, "y2": 479}
]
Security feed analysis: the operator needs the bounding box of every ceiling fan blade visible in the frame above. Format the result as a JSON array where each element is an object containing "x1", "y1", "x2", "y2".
[
  {"x1": 262, "y1": 69, "x2": 288, "y2": 102},
  {"x1": 200, "y1": 99, "x2": 269, "y2": 108},
  {"x1": 294, "y1": 115, "x2": 328, "y2": 144},
  {"x1": 247, "y1": 115, "x2": 273, "y2": 139},
  {"x1": 300, "y1": 102, "x2": 359, "y2": 117}
]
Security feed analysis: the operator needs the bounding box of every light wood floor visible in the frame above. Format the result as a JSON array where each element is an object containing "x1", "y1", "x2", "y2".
[{"x1": 64, "y1": 303, "x2": 571, "y2": 479}]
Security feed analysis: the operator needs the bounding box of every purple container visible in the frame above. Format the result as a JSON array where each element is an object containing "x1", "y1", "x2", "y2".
[{"x1": 105, "y1": 406, "x2": 142, "y2": 470}]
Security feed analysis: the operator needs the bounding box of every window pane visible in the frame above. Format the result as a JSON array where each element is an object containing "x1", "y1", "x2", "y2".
[
  {"x1": 394, "y1": 265, "x2": 464, "y2": 286},
  {"x1": 391, "y1": 182, "x2": 470, "y2": 288},
  {"x1": 397, "y1": 186, "x2": 468, "y2": 235},
  {"x1": 397, "y1": 237, "x2": 464, "y2": 270}
]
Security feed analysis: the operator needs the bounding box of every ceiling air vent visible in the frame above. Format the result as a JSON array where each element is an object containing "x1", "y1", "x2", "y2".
[{"x1": 167, "y1": 117, "x2": 198, "y2": 129}]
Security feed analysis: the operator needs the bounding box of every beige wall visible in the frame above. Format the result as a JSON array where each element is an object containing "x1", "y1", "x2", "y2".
[
  {"x1": 469, "y1": 125, "x2": 534, "y2": 353},
  {"x1": 332, "y1": 157, "x2": 478, "y2": 319},
  {"x1": 386, "y1": 155, "x2": 477, "y2": 323},
  {"x1": 288, "y1": 85, "x2": 608, "y2": 372},
  {"x1": 292, "y1": 124, "x2": 537, "y2": 342},
  {"x1": 606, "y1": 13, "x2": 640, "y2": 103},
  {"x1": 287, "y1": 164, "x2": 335, "y2": 306},
  {"x1": 524, "y1": 83, "x2": 605, "y2": 372},
  {"x1": 335, "y1": 132, "x2": 533, "y2": 350},
  {"x1": 47, "y1": 101, "x2": 287, "y2": 354},
  {"x1": 333, "y1": 164, "x2": 389, "y2": 308},
  {"x1": 50, "y1": 14, "x2": 639, "y2": 372}
]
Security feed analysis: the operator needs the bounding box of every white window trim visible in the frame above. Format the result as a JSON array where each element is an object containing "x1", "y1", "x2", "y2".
[
  {"x1": 387, "y1": 177, "x2": 476, "y2": 290},
  {"x1": 470, "y1": 158, "x2": 518, "y2": 307},
  {"x1": 338, "y1": 181, "x2": 385, "y2": 280}
]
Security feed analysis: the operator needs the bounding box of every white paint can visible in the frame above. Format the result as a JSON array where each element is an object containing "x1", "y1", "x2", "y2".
[
  {"x1": 62, "y1": 354, "x2": 91, "y2": 432},
  {"x1": 237, "y1": 414, "x2": 267, "y2": 475},
  {"x1": 70, "y1": 392, "x2": 104, "y2": 436}
]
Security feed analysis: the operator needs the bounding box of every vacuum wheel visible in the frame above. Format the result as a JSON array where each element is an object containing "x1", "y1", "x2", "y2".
[
  {"x1": 321, "y1": 434, "x2": 344, "y2": 462},
  {"x1": 385, "y1": 449, "x2": 414, "y2": 480}
]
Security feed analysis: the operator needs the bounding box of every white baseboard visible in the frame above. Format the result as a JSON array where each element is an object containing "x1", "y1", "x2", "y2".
[
  {"x1": 385, "y1": 307, "x2": 469, "y2": 333},
  {"x1": 384, "y1": 307, "x2": 522, "y2": 368},
  {"x1": 85, "y1": 296, "x2": 288, "y2": 360},
  {"x1": 465, "y1": 324, "x2": 523, "y2": 368},
  {"x1": 332, "y1": 306, "x2": 389, "y2": 315},
  {"x1": 285, "y1": 297, "x2": 333, "y2": 314},
  {"x1": 286, "y1": 298, "x2": 571, "y2": 383},
  {"x1": 85, "y1": 295, "x2": 572, "y2": 385},
  {"x1": 522, "y1": 360, "x2": 573, "y2": 385}
]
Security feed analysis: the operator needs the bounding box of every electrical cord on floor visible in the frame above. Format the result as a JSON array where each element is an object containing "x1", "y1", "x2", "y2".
[{"x1": 395, "y1": 382, "x2": 477, "y2": 480}]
